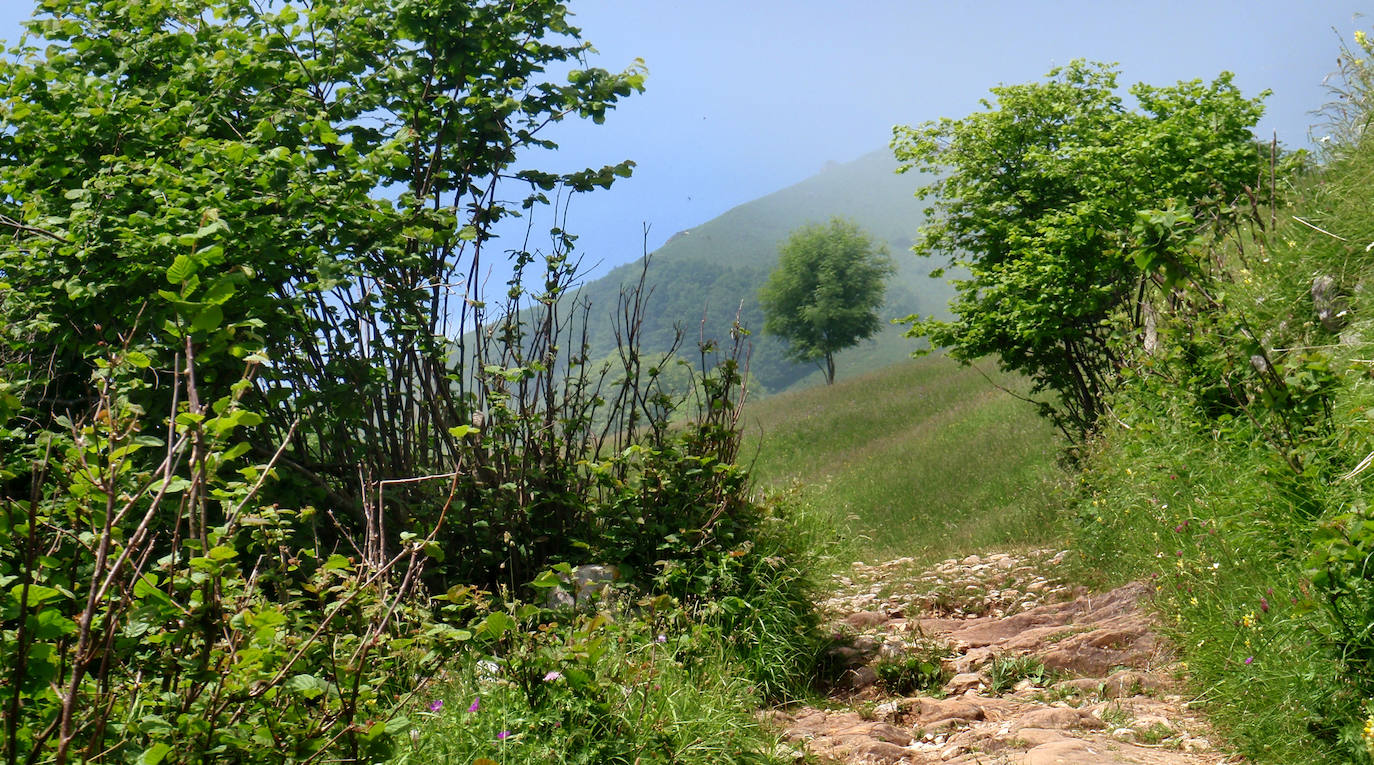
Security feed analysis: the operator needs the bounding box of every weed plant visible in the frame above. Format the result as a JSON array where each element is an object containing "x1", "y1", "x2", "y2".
[
  {"x1": 873, "y1": 638, "x2": 951, "y2": 696},
  {"x1": 985, "y1": 654, "x2": 1051, "y2": 695},
  {"x1": 0, "y1": 3, "x2": 833, "y2": 760},
  {"x1": 687, "y1": 491, "x2": 844, "y2": 701}
]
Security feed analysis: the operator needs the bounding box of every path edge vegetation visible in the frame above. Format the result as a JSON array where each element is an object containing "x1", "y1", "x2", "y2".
[
  {"x1": 0, "y1": 3, "x2": 834, "y2": 763},
  {"x1": 892, "y1": 41, "x2": 1374, "y2": 764}
]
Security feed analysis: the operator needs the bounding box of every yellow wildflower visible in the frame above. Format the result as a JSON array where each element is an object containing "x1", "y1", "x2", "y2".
[{"x1": 1363, "y1": 710, "x2": 1374, "y2": 757}]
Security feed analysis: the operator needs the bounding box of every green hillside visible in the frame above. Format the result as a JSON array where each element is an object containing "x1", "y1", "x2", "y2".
[
  {"x1": 573, "y1": 149, "x2": 953, "y2": 394},
  {"x1": 742, "y1": 355, "x2": 1063, "y2": 561}
]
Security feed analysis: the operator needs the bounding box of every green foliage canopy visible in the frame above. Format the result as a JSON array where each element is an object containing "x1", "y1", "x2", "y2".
[
  {"x1": 0, "y1": 0, "x2": 645, "y2": 480},
  {"x1": 892, "y1": 60, "x2": 1267, "y2": 438},
  {"x1": 758, "y1": 217, "x2": 893, "y2": 384}
]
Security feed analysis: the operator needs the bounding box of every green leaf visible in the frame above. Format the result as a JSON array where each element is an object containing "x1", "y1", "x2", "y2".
[
  {"x1": 191, "y1": 305, "x2": 224, "y2": 333},
  {"x1": 531, "y1": 570, "x2": 562, "y2": 589},
  {"x1": 138, "y1": 743, "x2": 172, "y2": 765},
  {"x1": 30, "y1": 609, "x2": 78, "y2": 640},
  {"x1": 286, "y1": 673, "x2": 327, "y2": 700},
  {"x1": 10, "y1": 584, "x2": 63, "y2": 608},
  {"x1": 125, "y1": 351, "x2": 152, "y2": 368},
  {"x1": 476, "y1": 611, "x2": 516, "y2": 639},
  {"x1": 166, "y1": 254, "x2": 197, "y2": 284},
  {"x1": 203, "y1": 277, "x2": 237, "y2": 305}
]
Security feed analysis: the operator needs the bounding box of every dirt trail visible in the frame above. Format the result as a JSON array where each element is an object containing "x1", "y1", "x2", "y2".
[{"x1": 769, "y1": 551, "x2": 1235, "y2": 764}]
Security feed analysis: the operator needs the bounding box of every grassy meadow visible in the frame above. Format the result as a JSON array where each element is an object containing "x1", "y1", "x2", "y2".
[{"x1": 743, "y1": 355, "x2": 1064, "y2": 563}]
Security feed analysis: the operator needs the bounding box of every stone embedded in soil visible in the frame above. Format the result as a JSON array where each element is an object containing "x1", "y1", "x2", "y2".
[
  {"x1": 906, "y1": 697, "x2": 986, "y2": 726},
  {"x1": 1012, "y1": 707, "x2": 1107, "y2": 732},
  {"x1": 782, "y1": 709, "x2": 915, "y2": 765},
  {"x1": 944, "y1": 671, "x2": 983, "y2": 694},
  {"x1": 845, "y1": 611, "x2": 892, "y2": 629},
  {"x1": 1016, "y1": 727, "x2": 1072, "y2": 747},
  {"x1": 844, "y1": 664, "x2": 879, "y2": 691},
  {"x1": 1024, "y1": 739, "x2": 1107, "y2": 765}
]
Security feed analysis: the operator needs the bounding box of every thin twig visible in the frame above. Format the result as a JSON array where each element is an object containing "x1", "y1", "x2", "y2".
[
  {"x1": 224, "y1": 419, "x2": 300, "y2": 531},
  {"x1": 0, "y1": 213, "x2": 72, "y2": 244}
]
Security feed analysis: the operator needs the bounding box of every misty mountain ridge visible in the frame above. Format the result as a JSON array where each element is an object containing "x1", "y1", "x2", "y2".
[{"x1": 571, "y1": 148, "x2": 954, "y2": 395}]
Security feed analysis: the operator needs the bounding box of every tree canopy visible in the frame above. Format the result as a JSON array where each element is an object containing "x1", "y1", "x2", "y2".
[
  {"x1": 892, "y1": 60, "x2": 1267, "y2": 438},
  {"x1": 759, "y1": 217, "x2": 893, "y2": 384},
  {"x1": 0, "y1": 0, "x2": 645, "y2": 479}
]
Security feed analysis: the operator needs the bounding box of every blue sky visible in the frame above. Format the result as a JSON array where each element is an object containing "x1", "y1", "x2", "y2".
[{"x1": 0, "y1": 2, "x2": 1367, "y2": 283}]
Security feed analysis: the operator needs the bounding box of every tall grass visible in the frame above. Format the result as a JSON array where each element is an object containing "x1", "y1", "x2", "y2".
[
  {"x1": 1063, "y1": 32, "x2": 1374, "y2": 761},
  {"x1": 394, "y1": 624, "x2": 787, "y2": 765},
  {"x1": 743, "y1": 355, "x2": 1063, "y2": 562}
]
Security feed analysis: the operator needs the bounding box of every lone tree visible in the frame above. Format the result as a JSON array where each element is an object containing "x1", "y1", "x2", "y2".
[{"x1": 759, "y1": 217, "x2": 893, "y2": 384}]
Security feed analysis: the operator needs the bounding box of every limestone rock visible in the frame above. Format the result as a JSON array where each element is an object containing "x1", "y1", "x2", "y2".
[
  {"x1": 845, "y1": 610, "x2": 891, "y2": 629},
  {"x1": 1012, "y1": 707, "x2": 1106, "y2": 732}
]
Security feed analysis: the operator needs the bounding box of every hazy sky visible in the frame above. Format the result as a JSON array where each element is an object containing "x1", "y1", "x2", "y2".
[{"x1": 0, "y1": 2, "x2": 1367, "y2": 283}]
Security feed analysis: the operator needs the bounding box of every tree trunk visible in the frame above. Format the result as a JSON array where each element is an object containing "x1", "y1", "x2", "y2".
[{"x1": 825, "y1": 352, "x2": 835, "y2": 385}]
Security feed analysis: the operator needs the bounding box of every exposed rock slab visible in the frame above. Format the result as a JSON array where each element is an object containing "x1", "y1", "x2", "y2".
[{"x1": 776, "y1": 550, "x2": 1232, "y2": 765}]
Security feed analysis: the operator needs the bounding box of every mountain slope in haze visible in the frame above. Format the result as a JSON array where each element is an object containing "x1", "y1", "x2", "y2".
[{"x1": 574, "y1": 148, "x2": 953, "y2": 394}]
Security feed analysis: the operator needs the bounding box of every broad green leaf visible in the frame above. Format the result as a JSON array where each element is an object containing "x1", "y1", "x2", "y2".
[
  {"x1": 191, "y1": 305, "x2": 223, "y2": 333},
  {"x1": 138, "y1": 743, "x2": 172, "y2": 765},
  {"x1": 447, "y1": 424, "x2": 477, "y2": 438},
  {"x1": 530, "y1": 570, "x2": 561, "y2": 589},
  {"x1": 165, "y1": 254, "x2": 197, "y2": 284},
  {"x1": 203, "y1": 277, "x2": 237, "y2": 305},
  {"x1": 286, "y1": 673, "x2": 327, "y2": 700},
  {"x1": 10, "y1": 583, "x2": 63, "y2": 608}
]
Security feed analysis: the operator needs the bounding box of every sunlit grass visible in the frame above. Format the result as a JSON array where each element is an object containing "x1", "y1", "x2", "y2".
[{"x1": 743, "y1": 355, "x2": 1064, "y2": 563}]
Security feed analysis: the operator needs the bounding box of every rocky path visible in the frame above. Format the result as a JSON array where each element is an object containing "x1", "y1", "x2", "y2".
[{"x1": 769, "y1": 551, "x2": 1235, "y2": 764}]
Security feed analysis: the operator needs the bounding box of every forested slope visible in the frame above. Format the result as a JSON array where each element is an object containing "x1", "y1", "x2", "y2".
[{"x1": 572, "y1": 149, "x2": 954, "y2": 394}]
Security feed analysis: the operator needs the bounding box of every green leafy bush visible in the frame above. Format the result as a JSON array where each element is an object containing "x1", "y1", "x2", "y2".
[
  {"x1": 1058, "y1": 32, "x2": 1374, "y2": 758},
  {"x1": 397, "y1": 609, "x2": 788, "y2": 765},
  {"x1": 0, "y1": 2, "x2": 830, "y2": 763},
  {"x1": 873, "y1": 639, "x2": 951, "y2": 696},
  {"x1": 0, "y1": 329, "x2": 462, "y2": 762}
]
